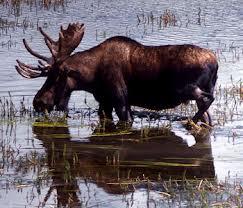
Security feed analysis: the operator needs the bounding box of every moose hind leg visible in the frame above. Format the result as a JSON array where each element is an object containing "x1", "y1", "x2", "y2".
[
  {"x1": 198, "y1": 109, "x2": 212, "y2": 126},
  {"x1": 192, "y1": 87, "x2": 214, "y2": 125},
  {"x1": 182, "y1": 84, "x2": 214, "y2": 125}
]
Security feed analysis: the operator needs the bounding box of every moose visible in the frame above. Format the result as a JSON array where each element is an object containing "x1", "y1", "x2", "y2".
[{"x1": 16, "y1": 22, "x2": 218, "y2": 126}]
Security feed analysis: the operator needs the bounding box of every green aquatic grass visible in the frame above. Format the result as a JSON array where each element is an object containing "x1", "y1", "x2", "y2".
[
  {"x1": 33, "y1": 121, "x2": 68, "y2": 128},
  {"x1": 91, "y1": 130, "x2": 133, "y2": 137},
  {"x1": 122, "y1": 160, "x2": 200, "y2": 167}
]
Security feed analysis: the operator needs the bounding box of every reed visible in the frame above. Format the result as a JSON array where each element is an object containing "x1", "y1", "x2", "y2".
[{"x1": 137, "y1": 9, "x2": 178, "y2": 29}]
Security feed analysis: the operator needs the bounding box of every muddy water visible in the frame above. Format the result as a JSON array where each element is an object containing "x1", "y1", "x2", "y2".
[{"x1": 0, "y1": 0, "x2": 243, "y2": 207}]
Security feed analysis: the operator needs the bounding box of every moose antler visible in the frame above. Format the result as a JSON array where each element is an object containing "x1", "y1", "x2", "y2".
[
  {"x1": 15, "y1": 60, "x2": 49, "y2": 79},
  {"x1": 16, "y1": 22, "x2": 85, "y2": 79},
  {"x1": 38, "y1": 22, "x2": 85, "y2": 62},
  {"x1": 57, "y1": 22, "x2": 85, "y2": 61}
]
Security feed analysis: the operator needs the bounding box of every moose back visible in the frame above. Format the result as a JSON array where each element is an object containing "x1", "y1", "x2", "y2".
[{"x1": 16, "y1": 22, "x2": 218, "y2": 125}]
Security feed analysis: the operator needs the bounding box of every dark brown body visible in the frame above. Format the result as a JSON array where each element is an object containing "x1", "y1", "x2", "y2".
[
  {"x1": 59, "y1": 36, "x2": 218, "y2": 123},
  {"x1": 16, "y1": 23, "x2": 218, "y2": 125}
]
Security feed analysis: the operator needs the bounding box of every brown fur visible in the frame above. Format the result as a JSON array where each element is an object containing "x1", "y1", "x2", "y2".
[{"x1": 17, "y1": 28, "x2": 218, "y2": 125}]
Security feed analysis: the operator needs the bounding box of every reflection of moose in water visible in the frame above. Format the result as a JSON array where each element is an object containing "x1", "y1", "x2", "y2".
[{"x1": 33, "y1": 124, "x2": 215, "y2": 207}]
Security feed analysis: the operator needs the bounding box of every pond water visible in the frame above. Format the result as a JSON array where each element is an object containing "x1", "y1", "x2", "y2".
[{"x1": 0, "y1": 0, "x2": 243, "y2": 207}]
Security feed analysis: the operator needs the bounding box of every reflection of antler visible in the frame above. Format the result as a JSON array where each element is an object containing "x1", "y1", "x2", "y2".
[
  {"x1": 15, "y1": 22, "x2": 85, "y2": 79},
  {"x1": 33, "y1": 125, "x2": 82, "y2": 207},
  {"x1": 41, "y1": 186, "x2": 55, "y2": 207},
  {"x1": 40, "y1": 154, "x2": 82, "y2": 207},
  {"x1": 41, "y1": 179, "x2": 81, "y2": 207}
]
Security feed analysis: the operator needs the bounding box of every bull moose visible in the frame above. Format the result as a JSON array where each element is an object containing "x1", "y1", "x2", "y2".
[{"x1": 15, "y1": 22, "x2": 218, "y2": 125}]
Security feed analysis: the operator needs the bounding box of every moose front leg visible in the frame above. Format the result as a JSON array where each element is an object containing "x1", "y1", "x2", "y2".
[
  {"x1": 103, "y1": 69, "x2": 133, "y2": 129},
  {"x1": 95, "y1": 102, "x2": 115, "y2": 133},
  {"x1": 114, "y1": 103, "x2": 133, "y2": 122},
  {"x1": 113, "y1": 92, "x2": 133, "y2": 129},
  {"x1": 93, "y1": 93, "x2": 113, "y2": 120},
  {"x1": 115, "y1": 103, "x2": 133, "y2": 130},
  {"x1": 98, "y1": 103, "x2": 113, "y2": 120}
]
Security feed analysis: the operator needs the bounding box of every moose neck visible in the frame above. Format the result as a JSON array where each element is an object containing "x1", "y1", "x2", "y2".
[{"x1": 63, "y1": 47, "x2": 102, "y2": 94}]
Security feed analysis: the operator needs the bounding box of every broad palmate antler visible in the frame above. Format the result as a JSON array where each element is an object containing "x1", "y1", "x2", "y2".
[{"x1": 16, "y1": 22, "x2": 85, "y2": 78}]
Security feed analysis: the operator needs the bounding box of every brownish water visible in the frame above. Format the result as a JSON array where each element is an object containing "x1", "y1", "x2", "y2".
[{"x1": 0, "y1": 0, "x2": 243, "y2": 207}]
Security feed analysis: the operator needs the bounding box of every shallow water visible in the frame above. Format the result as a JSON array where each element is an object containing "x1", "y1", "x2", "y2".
[{"x1": 0, "y1": 0, "x2": 243, "y2": 207}]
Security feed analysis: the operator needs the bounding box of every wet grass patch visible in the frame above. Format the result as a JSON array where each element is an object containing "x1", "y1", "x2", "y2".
[
  {"x1": 0, "y1": 0, "x2": 68, "y2": 15},
  {"x1": 137, "y1": 9, "x2": 178, "y2": 29},
  {"x1": 0, "y1": 94, "x2": 33, "y2": 120},
  {"x1": 0, "y1": 16, "x2": 35, "y2": 33},
  {"x1": 103, "y1": 177, "x2": 243, "y2": 207},
  {"x1": 214, "y1": 41, "x2": 243, "y2": 64},
  {"x1": 136, "y1": 7, "x2": 209, "y2": 37}
]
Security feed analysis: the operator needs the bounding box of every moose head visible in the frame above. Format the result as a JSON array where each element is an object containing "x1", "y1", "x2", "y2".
[{"x1": 16, "y1": 23, "x2": 85, "y2": 112}]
